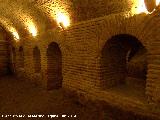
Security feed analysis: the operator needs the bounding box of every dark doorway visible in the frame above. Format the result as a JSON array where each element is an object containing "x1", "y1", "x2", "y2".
[
  {"x1": 101, "y1": 34, "x2": 147, "y2": 98},
  {"x1": 11, "y1": 47, "x2": 16, "y2": 73},
  {"x1": 47, "y1": 42, "x2": 62, "y2": 90},
  {"x1": 19, "y1": 46, "x2": 24, "y2": 68},
  {"x1": 33, "y1": 46, "x2": 41, "y2": 73}
]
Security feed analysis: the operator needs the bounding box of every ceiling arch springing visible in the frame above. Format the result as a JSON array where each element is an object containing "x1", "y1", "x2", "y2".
[
  {"x1": 0, "y1": 16, "x2": 20, "y2": 40},
  {"x1": 0, "y1": 0, "x2": 58, "y2": 40},
  {"x1": 1, "y1": 0, "x2": 160, "y2": 41}
]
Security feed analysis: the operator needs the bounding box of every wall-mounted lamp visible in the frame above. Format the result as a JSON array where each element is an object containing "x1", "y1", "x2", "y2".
[
  {"x1": 56, "y1": 12, "x2": 70, "y2": 30},
  {"x1": 59, "y1": 22, "x2": 65, "y2": 30}
]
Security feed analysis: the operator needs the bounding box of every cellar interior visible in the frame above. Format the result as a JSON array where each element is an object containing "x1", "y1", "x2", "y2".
[{"x1": 0, "y1": 0, "x2": 160, "y2": 119}]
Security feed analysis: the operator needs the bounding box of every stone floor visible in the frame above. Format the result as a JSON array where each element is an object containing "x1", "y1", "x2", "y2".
[
  {"x1": 0, "y1": 75, "x2": 158, "y2": 120},
  {"x1": 0, "y1": 75, "x2": 101, "y2": 120}
]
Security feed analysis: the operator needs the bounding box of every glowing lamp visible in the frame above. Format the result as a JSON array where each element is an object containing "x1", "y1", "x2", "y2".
[
  {"x1": 156, "y1": 0, "x2": 160, "y2": 6},
  {"x1": 28, "y1": 24, "x2": 37, "y2": 37},
  {"x1": 56, "y1": 12, "x2": 70, "y2": 29},
  {"x1": 12, "y1": 32, "x2": 20, "y2": 40},
  {"x1": 59, "y1": 22, "x2": 65, "y2": 30},
  {"x1": 10, "y1": 28, "x2": 20, "y2": 40}
]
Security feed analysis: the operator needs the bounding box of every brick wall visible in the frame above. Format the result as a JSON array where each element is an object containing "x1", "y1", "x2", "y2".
[
  {"x1": 70, "y1": 0, "x2": 131, "y2": 22},
  {"x1": 36, "y1": 0, "x2": 131, "y2": 24},
  {"x1": 10, "y1": 12, "x2": 160, "y2": 118}
]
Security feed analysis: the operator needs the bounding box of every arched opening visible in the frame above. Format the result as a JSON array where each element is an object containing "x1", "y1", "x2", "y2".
[
  {"x1": 101, "y1": 34, "x2": 147, "y2": 98},
  {"x1": 19, "y1": 46, "x2": 24, "y2": 68},
  {"x1": 0, "y1": 27, "x2": 10, "y2": 76},
  {"x1": 47, "y1": 42, "x2": 62, "y2": 90},
  {"x1": 11, "y1": 47, "x2": 16, "y2": 73},
  {"x1": 33, "y1": 47, "x2": 41, "y2": 73}
]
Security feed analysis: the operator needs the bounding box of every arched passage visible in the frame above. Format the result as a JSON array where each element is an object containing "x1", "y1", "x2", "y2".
[
  {"x1": 0, "y1": 27, "x2": 10, "y2": 76},
  {"x1": 19, "y1": 46, "x2": 24, "y2": 68},
  {"x1": 33, "y1": 47, "x2": 41, "y2": 73},
  {"x1": 47, "y1": 42, "x2": 62, "y2": 90},
  {"x1": 101, "y1": 34, "x2": 147, "y2": 97},
  {"x1": 11, "y1": 47, "x2": 16, "y2": 73}
]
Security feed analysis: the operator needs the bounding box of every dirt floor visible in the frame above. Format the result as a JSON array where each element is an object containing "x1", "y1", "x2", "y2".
[
  {"x1": 0, "y1": 76, "x2": 158, "y2": 120},
  {"x1": 0, "y1": 75, "x2": 102, "y2": 120}
]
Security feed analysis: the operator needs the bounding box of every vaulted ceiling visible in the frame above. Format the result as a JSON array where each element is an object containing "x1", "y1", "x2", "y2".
[
  {"x1": 0, "y1": 0, "x2": 159, "y2": 41},
  {"x1": 0, "y1": 0, "x2": 71, "y2": 40}
]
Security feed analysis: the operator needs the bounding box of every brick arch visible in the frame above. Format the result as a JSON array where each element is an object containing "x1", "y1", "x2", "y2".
[
  {"x1": 33, "y1": 46, "x2": 41, "y2": 73},
  {"x1": 100, "y1": 34, "x2": 147, "y2": 98},
  {"x1": 47, "y1": 31, "x2": 68, "y2": 57},
  {"x1": 19, "y1": 46, "x2": 24, "y2": 68},
  {"x1": 98, "y1": 14, "x2": 160, "y2": 104},
  {"x1": 140, "y1": 16, "x2": 160, "y2": 104},
  {"x1": 39, "y1": 30, "x2": 68, "y2": 58},
  {"x1": 46, "y1": 42, "x2": 62, "y2": 90},
  {"x1": 97, "y1": 14, "x2": 160, "y2": 102}
]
